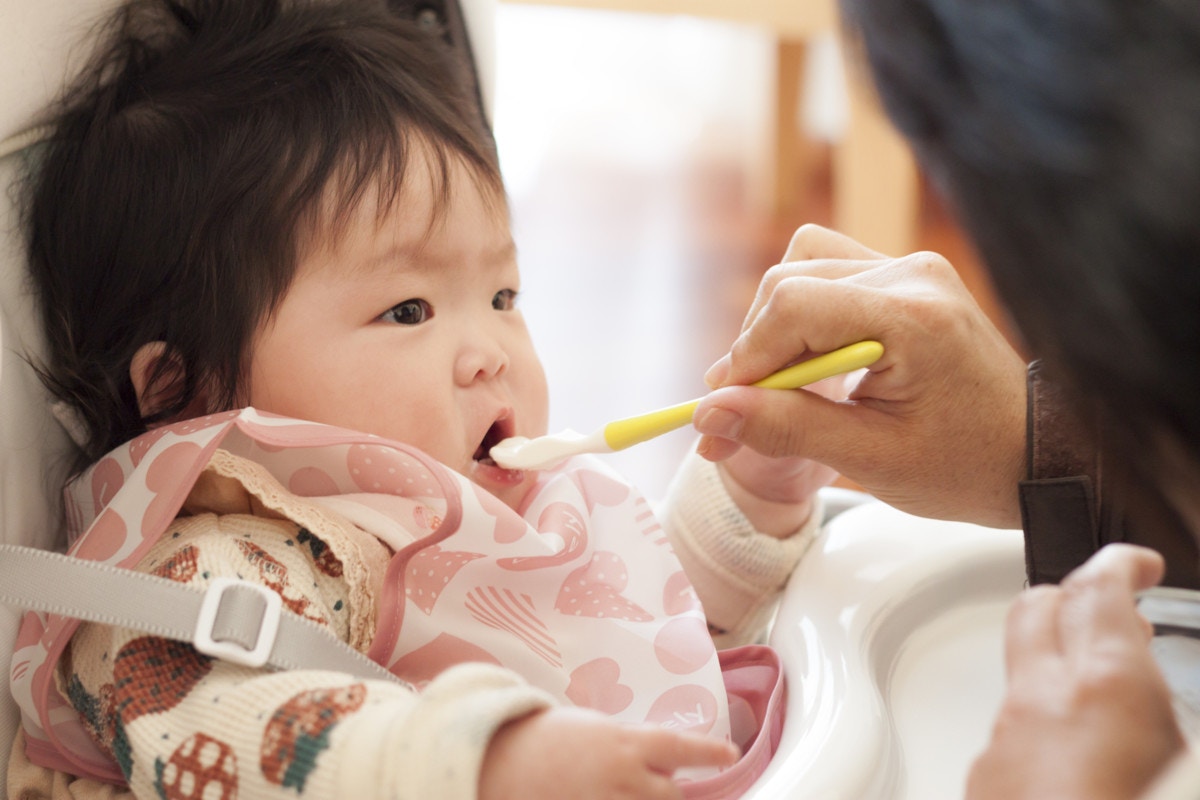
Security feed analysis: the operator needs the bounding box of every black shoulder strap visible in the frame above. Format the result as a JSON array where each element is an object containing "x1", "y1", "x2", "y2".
[{"x1": 1020, "y1": 361, "x2": 1200, "y2": 588}]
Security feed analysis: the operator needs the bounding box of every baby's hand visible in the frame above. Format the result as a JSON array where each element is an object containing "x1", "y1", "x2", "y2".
[
  {"x1": 711, "y1": 374, "x2": 847, "y2": 538},
  {"x1": 479, "y1": 707, "x2": 739, "y2": 800}
]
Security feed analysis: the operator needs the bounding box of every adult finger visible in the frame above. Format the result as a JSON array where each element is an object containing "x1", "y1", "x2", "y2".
[
  {"x1": 734, "y1": 225, "x2": 890, "y2": 338},
  {"x1": 708, "y1": 277, "x2": 898, "y2": 389},
  {"x1": 735, "y1": 258, "x2": 887, "y2": 343},
  {"x1": 722, "y1": 249, "x2": 961, "y2": 381},
  {"x1": 737, "y1": 239, "x2": 934, "y2": 343},
  {"x1": 780, "y1": 223, "x2": 890, "y2": 263},
  {"x1": 711, "y1": 249, "x2": 974, "y2": 389},
  {"x1": 694, "y1": 384, "x2": 887, "y2": 470},
  {"x1": 1063, "y1": 543, "x2": 1165, "y2": 595},
  {"x1": 1058, "y1": 545, "x2": 1165, "y2": 651},
  {"x1": 694, "y1": 430, "x2": 744, "y2": 462},
  {"x1": 1002, "y1": 584, "x2": 1065, "y2": 681}
]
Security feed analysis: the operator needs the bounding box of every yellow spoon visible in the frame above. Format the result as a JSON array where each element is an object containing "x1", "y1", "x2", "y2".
[{"x1": 489, "y1": 340, "x2": 884, "y2": 471}]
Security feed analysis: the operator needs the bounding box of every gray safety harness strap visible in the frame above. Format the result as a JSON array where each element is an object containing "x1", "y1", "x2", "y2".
[{"x1": 0, "y1": 543, "x2": 399, "y2": 684}]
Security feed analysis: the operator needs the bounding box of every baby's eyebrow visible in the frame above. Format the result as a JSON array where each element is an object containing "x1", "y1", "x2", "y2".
[
  {"x1": 354, "y1": 237, "x2": 518, "y2": 281},
  {"x1": 487, "y1": 240, "x2": 518, "y2": 267},
  {"x1": 361, "y1": 242, "x2": 428, "y2": 274}
]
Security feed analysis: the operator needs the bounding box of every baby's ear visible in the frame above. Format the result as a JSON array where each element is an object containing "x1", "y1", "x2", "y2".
[{"x1": 130, "y1": 341, "x2": 205, "y2": 421}]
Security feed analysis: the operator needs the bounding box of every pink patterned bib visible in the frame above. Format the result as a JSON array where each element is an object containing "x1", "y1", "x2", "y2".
[{"x1": 10, "y1": 409, "x2": 783, "y2": 795}]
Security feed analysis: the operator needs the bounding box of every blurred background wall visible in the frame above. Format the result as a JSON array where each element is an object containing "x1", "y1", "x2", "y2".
[{"x1": 491, "y1": 3, "x2": 1008, "y2": 500}]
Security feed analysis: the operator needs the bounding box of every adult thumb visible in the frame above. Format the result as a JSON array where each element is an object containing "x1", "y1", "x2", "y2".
[{"x1": 694, "y1": 384, "x2": 872, "y2": 466}]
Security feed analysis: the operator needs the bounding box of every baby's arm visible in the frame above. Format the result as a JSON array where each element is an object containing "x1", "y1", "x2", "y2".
[
  {"x1": 65, "y1": 514, "x2": 551, "y2": 799},
  {"x1": 658, "y1": 376, "x2": 846, "y2": 645},
  {"x1": 659, "y1": 453, "x2": 822, "y2": 648},
  {"x1": 479, "y1": 706, "x2": 738, "y2": 800},
  {"x1": 706, "y1": 374, "x2": 847, "y2": 539},
  {"x1": 714, "y1": 449, "x2": 833, "y2": 538},
  {"x1": 65, "y1": 511, "x2": 735, "y2": 799}
]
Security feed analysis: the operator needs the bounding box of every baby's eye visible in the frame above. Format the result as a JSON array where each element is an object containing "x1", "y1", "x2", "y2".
[
  {"x1": 492, "y1": 289, "x2": 518, "y2": 311},
  {"x1": 381, "y1": 299, "x2": 432, "y2": 325}
]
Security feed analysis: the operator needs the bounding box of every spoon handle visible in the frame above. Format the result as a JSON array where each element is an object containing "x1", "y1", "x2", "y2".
[{"x1": 602, "y1": 340, "x2": 884, "y2": 451}]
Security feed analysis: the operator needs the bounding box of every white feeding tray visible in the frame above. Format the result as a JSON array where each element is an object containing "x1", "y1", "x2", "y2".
[{"x1": 745, "y1": 499, "x2": 1026, "y2": 799}]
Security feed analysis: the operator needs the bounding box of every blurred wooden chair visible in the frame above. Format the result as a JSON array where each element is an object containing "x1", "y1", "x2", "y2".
[{"x1": 499, "y1": 0, "x2": 919, "y2": 255}]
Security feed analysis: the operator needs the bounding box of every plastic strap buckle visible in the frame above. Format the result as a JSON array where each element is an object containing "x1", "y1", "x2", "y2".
[{"x1": 194, "y1": 577, "x2": 283, "y2": 668}]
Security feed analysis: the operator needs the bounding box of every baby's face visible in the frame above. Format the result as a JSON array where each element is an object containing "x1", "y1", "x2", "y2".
[{"x1": 244, "y1": 154, "x2": 549, "y2": 510}]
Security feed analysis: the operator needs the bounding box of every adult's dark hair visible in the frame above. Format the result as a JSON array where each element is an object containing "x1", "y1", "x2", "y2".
[
  {"x1": 25, "y1": 0, "x2": 501, "y2": 473},
  {"x1": 838, "y1": 0, "x2": 1200, "y2": 509}
]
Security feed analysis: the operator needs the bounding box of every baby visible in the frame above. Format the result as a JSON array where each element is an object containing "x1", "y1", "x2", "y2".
[{"x1": 9, "y1": 0, "x2": 831, "y2": 797}]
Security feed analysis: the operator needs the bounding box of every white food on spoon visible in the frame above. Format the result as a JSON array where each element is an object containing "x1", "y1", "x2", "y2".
[{"x1": 489, "y1": 429, "x2": 608, "y2": 470}]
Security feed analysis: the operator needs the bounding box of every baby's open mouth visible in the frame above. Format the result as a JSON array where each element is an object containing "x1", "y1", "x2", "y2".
[{"x1": 473, "y1": 418, "x2": 512, "y2": 467}]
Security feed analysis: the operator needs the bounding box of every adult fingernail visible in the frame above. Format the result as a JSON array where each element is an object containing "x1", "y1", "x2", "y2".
[
  {"x1": 695, "y1": 407, "x2": 743, "y2": 439},
  {"x1": 704, "y1": 355, "x2": 731, "y2": 388}
]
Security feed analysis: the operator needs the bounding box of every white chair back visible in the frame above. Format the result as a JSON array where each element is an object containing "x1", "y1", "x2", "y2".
[{"x1": 0, "y1": 0, "x2": 122, "y2": 785}]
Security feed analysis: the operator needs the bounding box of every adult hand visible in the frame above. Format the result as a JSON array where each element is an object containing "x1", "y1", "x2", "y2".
[
  {"x1": 694, "y1": 224, "x2": 1027, "y2": 528},
  {"x1": 479, "y1": 706, "x2": 739, "y2": 800},
  {"x1": 716, "y1": 373, "x2": 847, "y2": 538},
  {"x1": 967, "y1": 544, "x2": 1184, "y2": 799}
]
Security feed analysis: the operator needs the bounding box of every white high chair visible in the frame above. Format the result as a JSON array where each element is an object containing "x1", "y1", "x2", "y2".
[
  {"x1": 0, "y1": 0, "x2": 89, "y2": 787},
  {"x1": 0, "y1": 0, "x2": 1029, "y2": 797},
  {"x1": 747, "y1": 499, "x2": 1024, "y2": 798}
]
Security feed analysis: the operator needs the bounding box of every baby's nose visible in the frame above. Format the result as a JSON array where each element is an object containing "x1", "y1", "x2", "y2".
[{"x1": 454, "y1": 337, "x2": 509, "y2": 385}]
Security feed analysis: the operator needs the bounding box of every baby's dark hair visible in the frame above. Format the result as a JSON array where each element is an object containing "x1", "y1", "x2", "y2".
[{"x1": 25, "y1": 0, "x2": 501, "y2": 473}]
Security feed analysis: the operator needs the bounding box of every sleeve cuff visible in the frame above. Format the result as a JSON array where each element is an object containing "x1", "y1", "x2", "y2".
[
  {"x1": 334, "y1": 663, "x2": 554, "y2": 800},
  {"x1": 661, "y1": 452, "x2": 820, "y2": 645}
]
